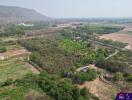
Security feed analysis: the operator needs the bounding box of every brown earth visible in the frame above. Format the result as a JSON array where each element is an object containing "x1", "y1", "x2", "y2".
[
  {"x1": 0, "y1": 48, "x2": 30, "y2": 59},
  {"x1": 99, "y1": 25, "x2": 132, "y2": 50},
  {"x1": 79, "y1": 77, "x2": 119, "y2": 100}
]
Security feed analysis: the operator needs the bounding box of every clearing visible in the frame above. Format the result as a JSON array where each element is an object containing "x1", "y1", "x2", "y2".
[
  {"x1": 79, "y1": 77, "x2": 119, "y2": 100},
  {"x1": 0, "y1": 57, "x2": 32, "y2": 82},
  {"x1": 99, "y1": 25, "x2": 132, "y2": 50}
]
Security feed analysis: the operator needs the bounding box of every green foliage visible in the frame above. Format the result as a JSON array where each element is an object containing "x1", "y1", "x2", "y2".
[
  {"x1": 38, "y1": 72, "x2": 94, "y2": 100},
  {"x1": 0, "y1": 45, "x2": 7, "y2": 53},
  {"x1": 98, "y1": 39, "x2": 127, "y2": 48},
  {"x1": 62, "y1": 68, "x2": 97, "y2": 84},
  {"x1": 59, "y1": 39, "x2": 86, "y2": 54},
  {"x1": 96, "y1": 51, "x2": 132, "y2": 74},
  {"x1": 78, "y1": 24, "x2": 123, "y2": 34},
  {"x1": 73, "y1": 69, "x2": 97, "y2": 84},
  {"x1": 19, "y1": 37, "x2": 101, "y2": 73},
  {"x1": 113, "y1": 72, "x2": 123, "y2": 81},
  {"x1": 126, "y1": 74, "x2": 132, "y2": 82},
  {"x1": 19, "y1": 38, "x2": 75, "y2": 73},
  {"x1": 4, "y1": 25, "x2": 25, "y2": 36}
]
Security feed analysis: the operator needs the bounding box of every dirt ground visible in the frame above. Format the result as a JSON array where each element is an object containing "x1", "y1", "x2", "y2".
[
  {"x1": 79, "y1": 77, "x2": 119, "y2": 100},
  {"x1": 78, "y1": 65, "x2": 119, "y2": 100},
  {"x1": 99, "y1": 25, "x2": 132, "y2": 50},
  {"x1": 0, "y1": 48, "x2": 30, "y2": 59}
]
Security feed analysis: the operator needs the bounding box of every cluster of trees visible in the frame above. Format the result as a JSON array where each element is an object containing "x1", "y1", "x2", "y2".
[
  {"x1": 113, "y1": 72, "x2": 124, "y2": 81},
  {"x1": 0, "y1": 25, "x2": 25, "y2": 36},
  {"x1": 61, "y1": 68, "x2": 97, "y2": 84},
  {"x1": 77, "y1": 24, "x2": 123, "y2": 35},
  {"x1": 96, "y1": 50, "x2": 132, "y2": 74},
  {"x1": 112, "y1": 72, "x2": 132, "y2": 82},
  {"x1": 98, "y1": 39, "x2": 127, "y2": 48},
  {"x1": 0, "y1": 45, "x2": 7, "y2": 53},
  {"x1": 0, "y1": 72, "x2": 99, "y2": 100},
  {"x1": 59, "y1": 39, "x2": 86, "y2": 54},
  {"x1": 96, "y1": 59, "x2": 129, "y2": 73},
  {"x1": 19, "y1": 38, "x2": 76, "y2": 73},
  {"x1": 38, "y1": 72, "x2": 96, "y2": 100},
  {"x1": 126, "y1": 74, "x2": 132, "y2": 82},
  {"x1": 20, "y1": 37, "x2": 109, "y2": 74}
]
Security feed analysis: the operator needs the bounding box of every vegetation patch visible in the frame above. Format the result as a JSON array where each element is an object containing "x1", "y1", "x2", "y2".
[{"x1": 0, "y1": 58, "x2": 32, "y2": 82}]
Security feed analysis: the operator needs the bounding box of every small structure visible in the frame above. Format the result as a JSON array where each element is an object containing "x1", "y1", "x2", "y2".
[
  {"x1": 77, "y1": 66, "x2": 89, "y2": 72},
  {"x1": 18, "y1": 23, "x2": 34, "y2": 27}
]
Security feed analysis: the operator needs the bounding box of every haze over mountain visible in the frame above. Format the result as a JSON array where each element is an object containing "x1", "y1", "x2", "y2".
[{"x1": 0, "y1": 5, "x2": 51, "y2": 24}]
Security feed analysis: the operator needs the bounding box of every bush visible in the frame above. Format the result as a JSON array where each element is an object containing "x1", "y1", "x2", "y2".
[
  {"x1": 113, "y1": 72, "x2": 123, "y2": 81},
  {"x1": 126, "y1": 74, "x2": 132, "y2": 82},
  {"x1": 0, "y1": 79, "x2": 13, "y2": 87},
  {"x1": 73, "y1": 69, "x2": 97, "y2": 84},
  {"x1": 0, "y1": 46, "x2": 7, "y2": 53}
]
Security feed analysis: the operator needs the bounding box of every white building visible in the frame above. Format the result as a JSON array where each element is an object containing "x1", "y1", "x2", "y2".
[{"x1": 18, "y1": 23, "x2": 34, "y2": 27}]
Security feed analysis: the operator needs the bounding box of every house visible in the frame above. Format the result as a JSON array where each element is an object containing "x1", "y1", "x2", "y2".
[{"x1": 77, "y1": 66, "x2": 89, "y2": 72}]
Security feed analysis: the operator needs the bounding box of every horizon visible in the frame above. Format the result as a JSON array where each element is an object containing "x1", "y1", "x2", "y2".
[{"x1": 0, "y1": 0, "x2": 132, "y2": 18}]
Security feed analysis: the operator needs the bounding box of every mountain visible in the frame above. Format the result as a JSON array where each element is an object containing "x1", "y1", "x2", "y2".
[{"x1": 0, "y1": 5, "x2": 51, "y2": 24}]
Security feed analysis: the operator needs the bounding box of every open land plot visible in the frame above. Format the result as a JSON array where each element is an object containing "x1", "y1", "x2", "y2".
[
  {"x1": 79, "y1": 77, "x2": 119, "y2": 100},
  {"x1": 0, "y1": 48, "x2": 30, "y2": 59},
  {"x1": 99, "y1": 25, "x2": 132, "y2": 50},
  {"x1": 0, "y1": 57, "x2": 32, "y2": 82}
]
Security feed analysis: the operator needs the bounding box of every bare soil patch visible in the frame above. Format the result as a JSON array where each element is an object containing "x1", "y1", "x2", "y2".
[
  {"x1": 0, "y1": 48, "x2": 30, "y2": 59},
  {"x1": 99, "y1": 25, "x2": 132, "y2": 50},
  {"x1": 79, "y1": 77, "x2": 119, "y2": 100}
]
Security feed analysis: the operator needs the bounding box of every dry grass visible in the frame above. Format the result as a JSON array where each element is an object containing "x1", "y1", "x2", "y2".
[{"x1": 79, "y1": 77, "x2": 119, "y2": 100}]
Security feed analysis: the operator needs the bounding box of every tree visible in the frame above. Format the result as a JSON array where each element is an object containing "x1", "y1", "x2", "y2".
[
  {"x1": 126, "y1": 74, "x2": 132, "y2": 82},
  {"x1": 113, "y1": 72, "x2": 123, "y2": 81},
  {"x1": 0, "y1": 46, "x2": 7, "y2": 53}
]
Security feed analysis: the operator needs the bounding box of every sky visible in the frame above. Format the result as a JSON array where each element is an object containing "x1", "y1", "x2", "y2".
[{"x1": 0, "y1": 0, "x2": 132, "y2": 18}]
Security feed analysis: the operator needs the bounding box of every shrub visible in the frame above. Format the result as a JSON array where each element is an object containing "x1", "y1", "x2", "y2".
[
  {"x1": 0, "y1": 46, "x2": 7, "y2": 53},
  {"x1": 126, "y1": 74, "x2": 132, "y2": 82},
  {"x1": 113, "y1": 72, "x2": 123, "y2": 81}
]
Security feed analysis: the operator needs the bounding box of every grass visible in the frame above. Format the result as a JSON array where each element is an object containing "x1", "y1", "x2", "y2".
[
  {"x1": 0, "y1": 58, "x2": 32, "y2": 82},
  {"x1": 0, "y1": 86, "x2": 28, "y2": 100},
  {"x1": 0, "y1": 86, "x2": 44, "y2": 100},
  {"x1": 5, "y1": 43, "x2": 21, "y2": 50}
]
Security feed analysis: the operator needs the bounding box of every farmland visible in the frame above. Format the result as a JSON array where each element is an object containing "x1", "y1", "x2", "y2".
[
  {"x1": 99, "y1": 25, "x2": 132, "y2": 50},
  {"x1": 0, "y1": 23, "x2": 132, "y2": 100},
  {"x1": 0, "y1": 57, "x2": 32, "y2": 82}
]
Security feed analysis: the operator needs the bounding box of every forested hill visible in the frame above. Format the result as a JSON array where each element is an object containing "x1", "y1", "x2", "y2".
[{"x1": 0, "y1": 5, "x2": 51, "y2": 24}]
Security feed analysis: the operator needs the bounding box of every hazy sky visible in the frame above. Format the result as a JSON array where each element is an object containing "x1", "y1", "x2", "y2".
[{"x1": 0, "y1": 0, "x2": 132, "y2": 18}]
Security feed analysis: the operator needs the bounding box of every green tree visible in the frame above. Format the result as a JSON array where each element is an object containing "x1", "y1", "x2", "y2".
[
  {"x1": 113, "y1": 72, "x2": 123, "y2": 81},
  {"x1": 0, "y1": 46, "x2": 7, "y2": 53}
]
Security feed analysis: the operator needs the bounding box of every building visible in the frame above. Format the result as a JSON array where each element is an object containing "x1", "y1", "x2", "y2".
[{"x1": 77, "y1": 66, "x2": 89, "y2": 72}]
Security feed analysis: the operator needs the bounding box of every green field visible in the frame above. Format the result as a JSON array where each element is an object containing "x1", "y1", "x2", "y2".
[{"x1": 0, "y1": 58, "x2": 31, "y2": 82}]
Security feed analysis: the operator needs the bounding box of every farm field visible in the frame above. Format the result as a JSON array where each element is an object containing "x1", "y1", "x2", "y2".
[
  {"x1": 0, "y1": 57, "x2": 32, "y2": 82},
  {"x1": 0, "y1": 48, "x2": 30, "y2": 59},
  {"x1": 99, "y1": 25, "x2": 132, "y2": 50}
]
